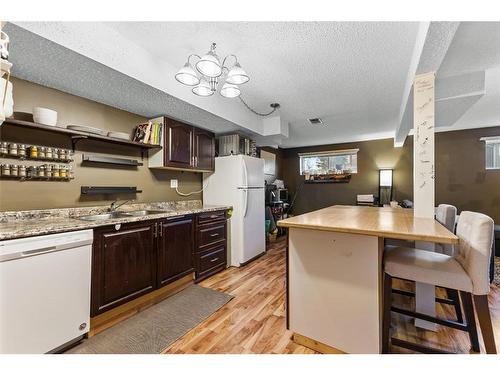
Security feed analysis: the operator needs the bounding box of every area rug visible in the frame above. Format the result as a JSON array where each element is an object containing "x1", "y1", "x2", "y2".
[{"x1": 66, "y1": 284, "x2": 233, "y2": 354}]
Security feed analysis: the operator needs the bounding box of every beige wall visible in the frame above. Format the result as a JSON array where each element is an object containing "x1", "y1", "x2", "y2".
[{"x1": 0, "y1": 78, "x2": 202, "y2": 211}]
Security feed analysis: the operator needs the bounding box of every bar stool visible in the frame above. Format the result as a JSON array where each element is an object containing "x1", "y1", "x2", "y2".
[
  {"x1": 382, "y1": 211, "x2": 497, "y2": 354},
  {"x1": 391, "y1": 204, "x2": 463, "y2": 323}
]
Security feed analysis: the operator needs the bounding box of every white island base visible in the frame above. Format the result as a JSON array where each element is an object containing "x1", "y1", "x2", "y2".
[{"x1": 288, "y1": 227, "x2": 384, "y2": 354}]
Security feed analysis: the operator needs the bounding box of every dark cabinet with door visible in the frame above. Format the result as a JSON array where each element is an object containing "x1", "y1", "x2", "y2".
[
  {"x1": 150, "y1": 117, "x2": 215, "y2": 172},
  {"x1": 91, "y1": 221, "x2": 156, "y2": 317},
  {"x1": 157, "y1": 216, "x2": 194, "y2": 287}
]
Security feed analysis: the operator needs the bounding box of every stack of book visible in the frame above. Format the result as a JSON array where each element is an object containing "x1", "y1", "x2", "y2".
[{"x1": 132, "y1": 120, "x2": 163, "y2": 145}]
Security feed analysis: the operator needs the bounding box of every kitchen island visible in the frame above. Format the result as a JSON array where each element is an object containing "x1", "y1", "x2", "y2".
[{"x1": 277, "y1": 205, "x2": 458, "y2": 354}]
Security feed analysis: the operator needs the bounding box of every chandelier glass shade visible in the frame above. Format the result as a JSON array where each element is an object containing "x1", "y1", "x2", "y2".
[{"x1": 175, "y1": 42, "x2": 249, "y2": 98}]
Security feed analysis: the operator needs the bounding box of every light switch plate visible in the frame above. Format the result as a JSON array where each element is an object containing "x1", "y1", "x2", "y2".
[{"x1": 170, "y1": 179, "x2": 178, "y2": 188}]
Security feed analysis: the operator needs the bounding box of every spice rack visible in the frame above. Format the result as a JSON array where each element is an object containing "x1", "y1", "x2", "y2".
[{"x1": 0, "y1": 142, "x2": 75, "y2": 181}]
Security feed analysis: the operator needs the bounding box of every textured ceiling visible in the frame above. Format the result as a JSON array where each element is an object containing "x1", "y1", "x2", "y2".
[
  {"x1": 105, "y1": 22, "x2": 422, "y2": 147},
  {"x1": 5, "y1": 21, "x2": 500, "y2": 149}
]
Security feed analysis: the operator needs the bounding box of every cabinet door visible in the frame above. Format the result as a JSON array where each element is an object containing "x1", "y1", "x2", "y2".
[
  {"x1": 91, "y1": 222, "x2": 156, "y2": 317},
  {"x1": 164, "y1": 119, "x2": 194, "y2": 169},
  {"x1": 194, "y1": 128, "x2": 215, "y2": 171},
  {"x1": 157, "y1": 216, "x2": 194, "y2": 287}
]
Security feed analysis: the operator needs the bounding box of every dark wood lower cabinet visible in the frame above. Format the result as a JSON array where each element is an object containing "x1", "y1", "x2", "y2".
[
  {"x1": 91, "y1": 221, "x2": 156, "y2": 317},
  {"x1": 157, "y1": 216, "x2": 194, "y2": 287},
  {"x1": 91, "y1": 212, "x2": 228, "y2": 317}
]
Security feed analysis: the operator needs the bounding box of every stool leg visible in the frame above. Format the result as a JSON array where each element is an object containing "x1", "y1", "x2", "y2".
[
  {"x1": 382, "y1": 273, "x2": 392, "y2": 354},
  {"x1": 460, "y1": 291, "x2": 480, "y2": 352},
  {"x1": 446, "y1": 288, "x2": 463, "y2": 323},
  {"x1": 473, "y1": 295, "x2": 497, "y2": 354}
]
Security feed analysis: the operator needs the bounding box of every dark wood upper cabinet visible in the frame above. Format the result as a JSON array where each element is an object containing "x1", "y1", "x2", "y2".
[
  {"x1": 157, "y1": 216, "x2": 195, "y2": 287},
  {"x1": 150, "y1": 116, "x2": 215, "y2": 172},
  {"x1": 194, "y1": 128, "x2": 215, "y2": 171},
  {"x1": 164, "y1": 119, "x2": 194, "y2": 169},
  {"x1": 91, "y1": 221, "x2": 156, "y2": 317}
]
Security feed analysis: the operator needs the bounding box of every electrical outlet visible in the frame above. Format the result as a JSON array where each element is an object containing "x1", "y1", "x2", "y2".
[{"x1": 170, "y1": 179, "x2": 178, "y2": 188}]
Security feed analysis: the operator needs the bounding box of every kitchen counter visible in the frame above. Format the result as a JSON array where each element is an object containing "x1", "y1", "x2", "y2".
[
  {"x1": 278, "y1": 205, "x2": 458, "y2": 244},
  {"x1": 277, "y1": 205, "x2": 458, "y2": 354},
  {"x1": 0, "y1": 200, "x2": 231, "y2": 241}
]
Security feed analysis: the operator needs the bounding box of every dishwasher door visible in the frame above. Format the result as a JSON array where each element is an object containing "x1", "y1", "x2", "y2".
[{"x1": 0, "y1": 230, "x2": 93, "y2": 354}]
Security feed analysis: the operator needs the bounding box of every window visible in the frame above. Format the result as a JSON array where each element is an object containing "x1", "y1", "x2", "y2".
[
  {"x1": 481, "y1": 137, "x2": 500, "y2": 170},
  {"x1": 299, "y1": 149, "x2": 358, "y2": 175}
]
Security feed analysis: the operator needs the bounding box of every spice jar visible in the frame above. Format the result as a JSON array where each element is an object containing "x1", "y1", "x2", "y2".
[
  {"x1": 18, "y1": 144, "x2": 26, "y2": 158},
  {"x1": 10, "y1": 165, "x2": 18, "y2": 177},
  {"x1": 1, "y1": 164, "x2": 11, "y2": 176},
  {"x1": 27, "y1": 166, "x2": 36, "y2": 178},
  {"x1": 52, "y1": 165, "x2": 60, "y2": 178},
  {"x1": 8, "y1": 143, "x2": 18, "y2": 156},
  {"x1": 18, "y1": 165, "x2": 27, "y2": 178},
  {"x1": 59, "y1": 165, "x2": 67, "y2": 179},
  {"x1": 0, "y1": 142, "x2": 8, "y2": 155},
  {"x1": 38, "y1": 165, "x2": 46, "y2": 177},
  {"x1": 30, "y1": 145, "x2": 38, "y2": 158},
  {"x1": 39, "y1": 147, "x2": 46, "y2": 159},
  {"x1": 45, "y1": 164, "x2": 53, "y2": 177},
  {"x1": 46, "y1": 147, "x2": 53, "y2": 159},
  {"x1": 59, "y1": 149, "x2": 67, "y2": 161},
  {"x1": 68, "y1": 166, "x2": 74, "y2": 179}
]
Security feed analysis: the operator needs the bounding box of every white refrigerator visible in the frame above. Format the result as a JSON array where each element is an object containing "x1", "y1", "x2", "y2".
[{"x1": 203, "y1": 155, "x2": 266, "y2": 267}]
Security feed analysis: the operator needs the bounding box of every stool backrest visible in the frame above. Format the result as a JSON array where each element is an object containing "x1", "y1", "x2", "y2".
[
  {"x1": 435, "y1": 204, "x2": 457, "y2": 255},
  {"x1": 455, "y1": 211, "x2": 494, "y2": 295}
]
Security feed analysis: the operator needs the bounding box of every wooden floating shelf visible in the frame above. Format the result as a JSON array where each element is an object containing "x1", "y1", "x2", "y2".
[
  {"x1": 81, "y1": 186, "x2": 142, "y2": 195},
  {"x1": 82, "y1": 154, "x2": 143, "y2": 166},
  {"x1": 2, "y1": 120, "x2": 162, "y2": 151}
]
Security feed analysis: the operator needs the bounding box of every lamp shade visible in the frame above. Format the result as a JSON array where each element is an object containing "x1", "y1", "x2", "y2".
[
  {"x1": 195, "y1": 51, "x2": 222, "y2": 78},
  {"x1": 192, "y1": 78, "x2": 214, "y2": 97},
  {"x1": 175, "y1": 62, "x2": 200, "y2": 86},
  {"x1": 220, "y1": 83, "x2": 240, "y2": 98},
  {"x1": 379, "y1": 169, "x2": 393, "y2": 187},
  {"x1": 226, "y1": 62, "x2": 249, "y2": 85}
]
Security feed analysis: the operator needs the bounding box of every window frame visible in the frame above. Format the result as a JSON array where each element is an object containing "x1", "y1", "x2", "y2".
[
  {"x1": 480, "y1": 136, "x2": 500, "y2": 170},
  {"x1": 298, "y1": 148, "x2": 359, "y2": 176}
]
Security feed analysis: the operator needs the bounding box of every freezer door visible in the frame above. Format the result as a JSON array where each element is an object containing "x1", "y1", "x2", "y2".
[
  {"x1": 240, "y1": 155, "x2": 265, "y2": 188},
  {"x1": 240, "y1": 187, "x2": 266, "y2": 264}
]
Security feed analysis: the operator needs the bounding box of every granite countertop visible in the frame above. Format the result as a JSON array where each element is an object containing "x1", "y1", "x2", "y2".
[{"x1": 0, "y1": 200, "x2": 231, "y2": 241}]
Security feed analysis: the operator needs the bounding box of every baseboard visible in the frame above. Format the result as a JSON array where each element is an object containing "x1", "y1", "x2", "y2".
[
  {"x1": 89, "y1": 273, "x2": 194, "y2": 337},
  {"x1": 239, "y1": 251, "x2": 266, "y2": 267},
  {"x1": 292, "y1": 333, "x2": 346, "y2": 354}
]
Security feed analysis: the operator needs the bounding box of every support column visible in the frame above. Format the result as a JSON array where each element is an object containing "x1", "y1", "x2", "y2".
[{"x1": 413, "y1": 72, "x2": 437, "y2": 330}]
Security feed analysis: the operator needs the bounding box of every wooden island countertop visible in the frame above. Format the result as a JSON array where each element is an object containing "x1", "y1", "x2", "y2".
[{"x1": 277, "y1": 205, "x2": 458, "y2": 244}]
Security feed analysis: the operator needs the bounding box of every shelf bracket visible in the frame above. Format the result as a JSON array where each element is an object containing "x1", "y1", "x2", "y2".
[{"x1": 71, "y1": 135, "x2": 88, "y2": 152}]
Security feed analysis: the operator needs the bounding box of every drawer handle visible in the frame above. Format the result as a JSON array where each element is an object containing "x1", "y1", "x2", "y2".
[
  {"x1": 210, "y1": 257, "x2": 220, "y2": 262},
  {"x1": 210, "y1": 233, "x2": 219, "y2": 237},
  {"x1": 210, "y1": 215, "x2": 219, "y2": 219}
]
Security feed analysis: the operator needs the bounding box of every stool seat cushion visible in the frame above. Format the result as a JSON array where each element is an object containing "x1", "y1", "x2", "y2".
[{"x1": 384, "y1": 246, "x2": 473, "y2": 292}]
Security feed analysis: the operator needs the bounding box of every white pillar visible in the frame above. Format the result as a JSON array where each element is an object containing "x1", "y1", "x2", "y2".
[{"x1": 413, "y1": 72, "x2": 437, "y2": 330}]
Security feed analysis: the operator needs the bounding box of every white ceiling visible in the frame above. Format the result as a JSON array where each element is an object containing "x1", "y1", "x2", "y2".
[
  {"x1": 5, "y1": 21, "x2": 500, "y2": 148},
  {"x1": 105, "y1": 22, "x2": 422, "y2": 147}
]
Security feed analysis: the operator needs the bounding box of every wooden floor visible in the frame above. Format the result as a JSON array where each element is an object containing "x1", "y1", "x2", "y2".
[{"x1": 163, "y1": 237, "x2": 500, "y2": 354}]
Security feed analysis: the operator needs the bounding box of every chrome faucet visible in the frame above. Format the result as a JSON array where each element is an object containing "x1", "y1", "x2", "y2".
[{"x1": 109, "y1": 199, "x2": 133, "y2": 212}]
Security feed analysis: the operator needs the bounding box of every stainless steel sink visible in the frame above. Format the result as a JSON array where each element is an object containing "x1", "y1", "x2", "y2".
[
  {"x1": 120, "y1": 210, "x2": 168, "y2": 217},
  {"x1": 77, "y1": 212, "x2": 127, "y2": 221}
]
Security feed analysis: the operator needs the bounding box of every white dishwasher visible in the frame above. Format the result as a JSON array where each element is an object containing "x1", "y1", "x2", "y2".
[{"x1": 0, "y1": 229, "x2": 93, "y2": 353}]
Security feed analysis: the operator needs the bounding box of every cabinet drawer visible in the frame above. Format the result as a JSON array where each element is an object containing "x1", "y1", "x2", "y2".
[
  {"x1": 196, "y1": 246, "x2": 226, "y2": 274},
  {"x1": 197, "y1": 222, "x2": 226, "y2": 249},
  {"x1": 197, "y1": 210, "x2": 226, "y2": 225}
]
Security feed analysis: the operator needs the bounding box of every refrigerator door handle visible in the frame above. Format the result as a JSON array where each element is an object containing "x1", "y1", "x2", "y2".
[
  {"x1": 243, "y1": 188, "x2": 249, "y2": 218},
  {"x1": 242, "y1": 158, "x2": 248, "y2": 188}
]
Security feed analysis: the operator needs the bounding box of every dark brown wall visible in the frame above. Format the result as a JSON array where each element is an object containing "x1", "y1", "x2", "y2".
[
  {"x1": 435, "y1": 126, "x2": 500, "y2": 223},
  {"x1": 281, "y1": 126, "x2": 500, "y2": 223},
  {"x1": 282, "y1": 138, "x2": 413, "y2": 215}
]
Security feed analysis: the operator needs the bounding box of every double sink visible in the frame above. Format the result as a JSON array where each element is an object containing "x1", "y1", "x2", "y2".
[{"x1": 77, "y1": 210, "x2": 168, "y2": 221}]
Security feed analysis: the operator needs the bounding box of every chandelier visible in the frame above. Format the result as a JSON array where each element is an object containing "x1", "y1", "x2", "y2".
[{"x1": 175, "y1": 42, "x2": 249, "y2": 98}]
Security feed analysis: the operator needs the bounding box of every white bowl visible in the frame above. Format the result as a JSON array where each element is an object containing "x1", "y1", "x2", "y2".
[{"x1": 33, "y1": 107, "x2": 58, "y2": 126}]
